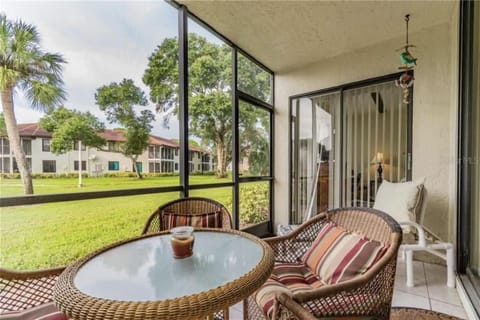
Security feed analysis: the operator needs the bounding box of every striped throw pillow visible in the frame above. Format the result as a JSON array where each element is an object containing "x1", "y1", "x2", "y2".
[
  {"x1": 302, "y1": 221, "x2": 389, "y2": 285},
  {"x1": 161, "y1": 211, "x2": 223, "y2": 230},
  {"x1": 255, "y1": 262, "x2": 323, "y2": 319}
]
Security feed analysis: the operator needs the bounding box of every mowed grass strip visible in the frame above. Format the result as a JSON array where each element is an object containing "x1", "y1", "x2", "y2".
[
  {"x1": 0, "y1": 176, "x2": 232, "y2": 270},
  {"x1": 0, "y1": 175, "x2": 230, "y2": 197}
]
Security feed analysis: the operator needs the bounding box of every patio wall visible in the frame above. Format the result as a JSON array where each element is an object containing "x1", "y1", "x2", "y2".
[{"x1": 275, "y1": 16, "x2": 459, "y2": 242}]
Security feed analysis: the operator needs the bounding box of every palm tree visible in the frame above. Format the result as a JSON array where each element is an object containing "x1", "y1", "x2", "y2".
[{"x1": 0, "y1": 14, "x2": 65, "y2": 194}]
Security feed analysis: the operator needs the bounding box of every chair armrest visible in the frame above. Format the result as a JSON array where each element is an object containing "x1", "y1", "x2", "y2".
[
  {"x1": 264, "y1": 233, "x2": 316, "y2": 263},
  {"x1": 277, "y1": 293, "x2": 317, "y2": 320},
  {"x1": 264, "y1": 213, "x2": 329, "y2": 263},
  {"x1": 0, "y1": 267, "x2": 65, "y2": 281},
  {"x1": 0, "y1": 267, "x2": 66, "y2": 313},
  {"x1": 399, "y1": 221, "x2": 427, "y2": 248}
]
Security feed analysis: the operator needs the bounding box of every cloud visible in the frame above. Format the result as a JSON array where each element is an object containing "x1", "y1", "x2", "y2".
[{"x1": 1, "y1": 0, "x2": 180, "y2": 138}]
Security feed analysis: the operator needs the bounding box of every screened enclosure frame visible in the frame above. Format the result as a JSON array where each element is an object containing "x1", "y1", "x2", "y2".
[
  {"x1": 288, "y1": 72, "x2": 413, "y2": 224},
  {"x1": 0, "y1": 1, "x2": 275, "y2": 236},
  {"x1": 457, "y1": 0, "x2": 480, "y2": 315}
]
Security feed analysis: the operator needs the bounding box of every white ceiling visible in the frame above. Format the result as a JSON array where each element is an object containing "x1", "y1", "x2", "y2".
[{"x1": 179, "y1": 0, "x2": 457, "y2": 72}]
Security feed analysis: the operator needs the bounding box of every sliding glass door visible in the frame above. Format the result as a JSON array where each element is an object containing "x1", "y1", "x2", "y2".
[
  {"x1": 290, "y1": 93, "x2": 340, "y2": 224},
  {"x1": 290, "y1": 74, "x2": 412, "y2": 224}
]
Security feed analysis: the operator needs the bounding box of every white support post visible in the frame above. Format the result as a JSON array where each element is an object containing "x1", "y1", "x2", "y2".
[
  {"x1": 446, "y1": 244, "x2": 455, "y2": 288},
  {"x1": 405, "y1": 249, "x2": 414, "y2": 287}
]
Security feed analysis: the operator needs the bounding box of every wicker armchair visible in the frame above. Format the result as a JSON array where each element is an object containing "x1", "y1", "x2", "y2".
[
  {"x1": 0, "y1": 267, "x2": 67, "y2": 318},
  {"x1": 245, "y1": 207, "x2": 402, "y2": 320},
  {"x1": 141, "y1": 197, "x2": 232, "y2": 320},
  {"x1": 141, "y1": 197, "x2": 233, "y2": 235}
]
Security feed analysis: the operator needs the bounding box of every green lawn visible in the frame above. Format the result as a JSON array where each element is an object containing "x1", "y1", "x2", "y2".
[
  {"x1": 0, "y1": 175, "x2": 230, "y2": 197},
  {"x1": 0, "y1": 176, "x2": 233, "y2": 270}
]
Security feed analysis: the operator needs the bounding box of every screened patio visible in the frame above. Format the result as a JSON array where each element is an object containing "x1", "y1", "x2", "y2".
[{"x1": 1, "y1": 0, "x2": 479, "y2": 319}]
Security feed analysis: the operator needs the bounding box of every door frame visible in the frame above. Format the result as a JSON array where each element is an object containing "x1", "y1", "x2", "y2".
[
  {"x1": 457, "y1": 0, "x2": 480, "y2": 316},
  {"x1": 288, "y1": 72, "x2": 413, "y2": 223}
]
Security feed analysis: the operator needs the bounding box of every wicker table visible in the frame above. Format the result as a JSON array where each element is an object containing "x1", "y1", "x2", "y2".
[{"x1": 53, "y1": 229, "x2": 274, "y2": 320}]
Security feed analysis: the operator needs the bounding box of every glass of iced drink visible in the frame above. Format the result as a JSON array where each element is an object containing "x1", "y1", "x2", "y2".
[{"x1": 170, "y1": 226, "x2": 194, "y2": 259}]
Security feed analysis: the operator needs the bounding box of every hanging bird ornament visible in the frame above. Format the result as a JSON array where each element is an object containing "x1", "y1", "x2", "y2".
[
  {"x1": 400, "y1": 49, "x2": 417, "y2": 66},
  {"x1": 397, "y1": 14, "x2": 417, "y2": 70},
  {"x1": 395, "y1": 14, "x2": 416, "y2": 104}
]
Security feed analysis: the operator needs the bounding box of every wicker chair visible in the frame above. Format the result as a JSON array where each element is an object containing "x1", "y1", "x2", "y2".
[
  {"x1": 141, "y1": 197, "x2": 232, "y2": 320},
  {"x1": 0, "y1": 267, "x2": 67, "y2": 319},
  {"x1": 141, "y1": 197, "x2": 233, "y2": 235},
  {"x1": 245, "y1": 207, "x2": 402, "y2": 320}
]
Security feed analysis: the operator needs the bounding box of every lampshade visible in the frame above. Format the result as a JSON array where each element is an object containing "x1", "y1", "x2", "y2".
[{"x1": 371, "y1": 152, "x2": 384, "y2": 164}]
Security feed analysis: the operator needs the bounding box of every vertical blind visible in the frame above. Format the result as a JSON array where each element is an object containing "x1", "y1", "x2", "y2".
[{"x1": 342, "y1": 81, "x2": 408, "y2": 207}]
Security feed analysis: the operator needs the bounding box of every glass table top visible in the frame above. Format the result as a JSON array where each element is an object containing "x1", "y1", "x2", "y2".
[{"x1": 74, "y1": 231, "x2": 264, "y2": 301}]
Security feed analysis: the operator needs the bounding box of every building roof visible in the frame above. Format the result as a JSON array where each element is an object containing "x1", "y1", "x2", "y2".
[
  {"x1": 149, "y1": 135, "x2": 179, "y2": 148},
  {"x1": 99, "y1": 129, "x2": 127, "y2": 142},
  {"x1": 14, "y1": 123, "x2": 208, "y2": 153},
  {"x1": 17, "y1": 123, "x2": 52, "y2": 138}
]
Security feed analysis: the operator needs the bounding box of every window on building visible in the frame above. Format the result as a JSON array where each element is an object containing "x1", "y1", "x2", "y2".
[
  {"x1": 175, "y1": 163, "x2": 178, "y2": 171},
  {"x1": 148, "y1": 146, "x2": 155, "y2": 158},
  {"x1": 22, "y1": 139, "x2": 32, "y2": 155},
  {"x1": 175, "y1": 149, "x2": 178, "y2": 156},
  {"x1": 42, "y1": 160, "x2": 56, "y2": 173},
  {"x1": 73, "y1": 141, "x2": 86, "y2": 151},
  {"x1": 160, "y1": 161, "x2": 173, "y2": 173},
  {"x1": 42, "y1": 139, "x2": 50, "y2": 152},
  {"x1": 108, "y1": 142, "x2": 121, "y2": 152},
  {"x1": 0, "y1": 138, "x2": 9, "y2": 155},
  {"x1": 74, "y1": 161, "x2": 87, "y2": 171},
  {"x1": 108, "y1": 161, "x2": 119, "y2": 171},
  {"x1": 160, "y1": 147, "x2": 174, "y2": 159},
  {"x1": 13, "y1": 158, "x2": 32, "y2": 172},
  {"x1": 0, "y1": 158, "x2": 10, "y2": 173},
  {"x1": 149, "y1": 161, "x2": 161, "y2": 173}
]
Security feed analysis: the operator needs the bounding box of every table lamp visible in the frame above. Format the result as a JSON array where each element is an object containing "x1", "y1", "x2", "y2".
[{"x1": 371, "y1": 152, "x2": 384, "y2": 183}]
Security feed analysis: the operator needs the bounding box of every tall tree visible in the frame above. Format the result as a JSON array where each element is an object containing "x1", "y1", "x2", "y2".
[
  {"x1": 0, "y1": 14, "x2": 66, "y2": 194},
  {"x1": 95, "y1": 79, "x2": 154, "y2": 179},
  {"x1": 143, "y1": 34, "x2": 270, "y2": 178},
  {"x1": 40, "y1": 106, "x2": 105, "y2": 186}
]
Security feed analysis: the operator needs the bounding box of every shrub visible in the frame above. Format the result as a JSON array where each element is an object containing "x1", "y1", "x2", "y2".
[
  {"x1": 190, "y1": 171, "x2": 216, "y2": 176},
  {"x1": 226, "y1": 183, "x2": 269, "y2": 225},
  {"x1": 0, "y1": 173, "x2": 21, "y2": 179},
  {"x1": 1, "y1": 173, "x2": 89, "y2": 179}
]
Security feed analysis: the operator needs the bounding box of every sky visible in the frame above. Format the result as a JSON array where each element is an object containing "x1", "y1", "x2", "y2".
[{"x1": 2, "y1": 0, "x2": 221, "y2": 139}]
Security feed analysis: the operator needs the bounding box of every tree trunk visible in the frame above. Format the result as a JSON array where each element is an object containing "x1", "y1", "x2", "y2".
[
  {"x1": 1, "y1": 88, "x2": 34, "y2": 194},
  {"x1": 131, "y1": 156, "x2": 142, "y2": 179},
  {"x1": 216, "y1": 140, "x2": 226, "y2": 178}
]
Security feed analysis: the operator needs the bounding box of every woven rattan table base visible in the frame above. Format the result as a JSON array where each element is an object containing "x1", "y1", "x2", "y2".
[{"x1": 390, "y1": 307, "x2": 462, "y2": 320}]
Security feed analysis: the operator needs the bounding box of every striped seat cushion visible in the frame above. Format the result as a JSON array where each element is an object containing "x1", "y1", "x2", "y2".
[
  {"x1": 0, "y1": 302, "x2": 68, "y2": 320},
  {"x1": 255, "y1": 262, "x2": 323, "y2": 320},
  {"x1": 302, "y1": 221, "x2": 389, "y2": 285},
  {"x1": 161, "y1": 210, "x2": 223, "y2": 229}
]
